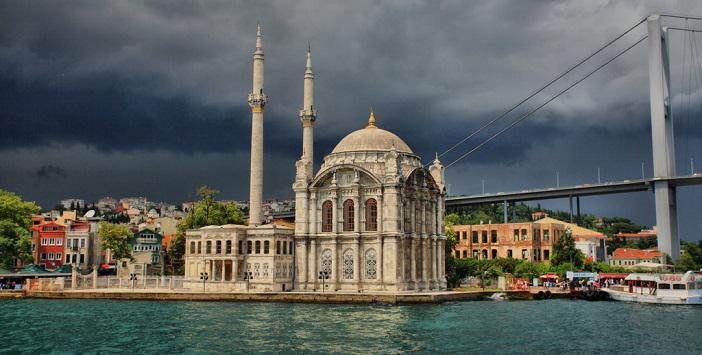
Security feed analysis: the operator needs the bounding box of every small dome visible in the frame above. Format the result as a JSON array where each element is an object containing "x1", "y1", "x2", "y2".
[{"x1": 331, "y1": 112, "x2": 413, "y2": 154}]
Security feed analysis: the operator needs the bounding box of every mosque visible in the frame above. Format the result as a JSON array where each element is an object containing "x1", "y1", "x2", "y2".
[{"x1": 183, "y1": 25, "x2": 446, "y2": 292}]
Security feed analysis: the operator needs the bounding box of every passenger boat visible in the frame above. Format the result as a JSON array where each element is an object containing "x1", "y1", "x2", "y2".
[{"x1": 603, "y1": 271, "x2": 702, "y2": 305}]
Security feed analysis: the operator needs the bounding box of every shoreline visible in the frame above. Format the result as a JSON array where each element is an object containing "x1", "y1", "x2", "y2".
[{"x1": 1, "y1": 289, "x2": 573, "y2": 304}]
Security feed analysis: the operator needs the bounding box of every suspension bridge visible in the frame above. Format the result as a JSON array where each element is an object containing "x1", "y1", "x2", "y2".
[{"x1": 440, "y1": 14, "x2": 702, "y2": 260}]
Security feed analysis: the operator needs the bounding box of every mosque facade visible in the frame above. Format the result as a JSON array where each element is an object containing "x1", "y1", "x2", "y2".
[{"x1": 184, "y1": 25, "x2": 446, "y2": 292}]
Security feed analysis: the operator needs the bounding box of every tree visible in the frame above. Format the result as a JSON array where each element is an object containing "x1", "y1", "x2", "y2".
[
  {"x1": 167, "y1": 186, "x2": 246, "y2": 275},
  {"x1": 443, "y1": 213, "x2": 460, "y2": 287},
  {"x1": 0, "y1": 189, "x2": 40, "y2": 268},
  {"x1": 675, "y1": 253, "x2": 699, "y2": 272},
  {"x1": 550, "y1": 228, "x2": 585, "y2": 268},
  {"x1": 98, "y1": 222, "x2": 132, "y2": 263}
]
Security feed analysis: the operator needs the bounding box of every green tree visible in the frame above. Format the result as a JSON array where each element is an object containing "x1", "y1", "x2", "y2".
[
  {"x1": 443, "y1": 213, "x2": 461, "y2": 287},
  {"x1": 0, "y1": 189, "x2": 40, "y2": 268},
  {"x1": 550, "y1": 228, "x2": 585, "y2": 268},
  {"x1": 99, "y1": 222, "x2": 132, "y2": 262},
  {"x1": 167, "y1": 186, "x2": 246, "y2": 275},
  {"x1": 674, "y1": 253, "x2": 699, "y2": 272}
]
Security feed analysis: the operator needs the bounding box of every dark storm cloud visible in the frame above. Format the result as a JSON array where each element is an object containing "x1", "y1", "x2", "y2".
[
  {"x1": 36, "y1": 165, "x2": 66, "y2": 179},
  {"x1": 2, "y1": 0, "x2": 702, "y2": 240}
]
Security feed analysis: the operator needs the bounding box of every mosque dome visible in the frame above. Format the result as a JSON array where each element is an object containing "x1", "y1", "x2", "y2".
[{"x1": 331, "y1": 112, "x2": 413, "y2": 154}]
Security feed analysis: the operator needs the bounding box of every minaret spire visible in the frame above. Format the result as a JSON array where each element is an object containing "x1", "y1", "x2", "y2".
[
  {"x1": 299, "y1": 43, "x2": 317, "y2": 180},
  {"x1": 248, "y1": 23, "x2": 267, "y2": 226}
]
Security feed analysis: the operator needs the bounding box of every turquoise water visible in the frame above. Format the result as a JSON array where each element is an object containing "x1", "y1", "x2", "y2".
[{"x1": 1, "y1": 299, "x2": 701, "y2": 354}]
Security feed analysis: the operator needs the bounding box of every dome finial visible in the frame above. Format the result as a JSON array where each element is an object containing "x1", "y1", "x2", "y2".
[{"x1": 367, "y1": 108, "x2": 376, "y2": 128}]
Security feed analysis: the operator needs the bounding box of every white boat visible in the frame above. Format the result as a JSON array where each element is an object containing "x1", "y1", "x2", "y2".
[{"x1": 603, "y1": 271, "x2": 702, "y2": 305}]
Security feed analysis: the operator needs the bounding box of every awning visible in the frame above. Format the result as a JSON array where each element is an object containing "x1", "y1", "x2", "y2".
[
  {"x1": 598, "y1": 273, "x2": 629, "y2": 279},
  {"x1": 540, "y1": 273, "x2": 559, "y2": 279}
]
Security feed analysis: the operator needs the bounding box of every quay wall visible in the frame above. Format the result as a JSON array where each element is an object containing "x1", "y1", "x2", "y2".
[{"x1": 22, "y1": 290, "x2": 533, "y2": 304}]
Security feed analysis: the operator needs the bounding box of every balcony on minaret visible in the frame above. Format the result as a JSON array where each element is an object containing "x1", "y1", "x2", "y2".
[{"x1": 248, "y1": 92, "x2": 268, "y2": 112}]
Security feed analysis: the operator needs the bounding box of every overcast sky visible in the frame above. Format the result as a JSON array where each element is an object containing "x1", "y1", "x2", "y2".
[{"x1": 2, "y1": 0, "x2": 702, "y2": 240}]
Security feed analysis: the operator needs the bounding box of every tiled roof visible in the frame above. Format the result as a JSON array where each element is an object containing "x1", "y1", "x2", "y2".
[
  {"x1": 534, "y1": 217, "x2": 605, "y2": 239},
  {"x1": 611, "y1": 248, "x2": 664, "y2": 259}
]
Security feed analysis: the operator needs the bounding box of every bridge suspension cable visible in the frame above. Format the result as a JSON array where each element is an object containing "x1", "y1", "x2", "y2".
[
  {"x1": 445, "y1": 35, "x2": 648, "y2": 169},
  {"x1": 435, "y1": 17, "x2": 647, "y2": 163}
]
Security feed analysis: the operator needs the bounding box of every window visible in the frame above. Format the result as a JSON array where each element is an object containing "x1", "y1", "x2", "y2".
[
  {"x1": 66, "y1": 254, "x2": 71, "y2": 263},
  {"x1": 543, "y1": 230, "x2": 550, "y2": 241},
  {"x1": 41, "y1": 253, "x2": 47, "y2": 260},
  {"x1": 473, "y1": 250, "x2": 478, "y2": 258},
  {"x1": 238, "y1": 240, "x2": 243, "y2": 254},
  {"x1": 481, "y1": 231, "x2": 488, "y2": 244},
  {"x1": 544, "y1": 250, "x2": 550, "y2": 260},
  {"x1": 247, "y1": 241, "x2": 252, "y2": 254},
  {"x1": 41, "y1": 238, "x2": 47, "y2": 246},
  {"x1": 226, "y1": 240, "x2": 232, "y2": 254},
  {"x1": 343, "y1": 249, "x2": 354, "y2": 279},
  {"x1": 365, "y1": 199, "x2": 378, "y2": 231},
  {"x1": 343, "y1": 199, "x2": 354, "y2": 231},
  {"x1": 49, "y1": 238, "x2": 55, "y2": 245},
  {"x1": 264, "y1": 241, "x2": 270, "y2": 254},
  {"x1": 289, "y1": 241, "x2": 294, "y2": 255},
  {"x1": 80, "y1": 239, "x2": 85, "y2": 248},
  {"x1": 189, "y1": 242, "x2": 195, "y2": 254},
  {"x1": 153, "y1": 255, "x2": 159, "y2": 263},
  {"x1": 491, "y1": 230, "x2": 497, "y2": 243},
  {"x1": 507, "y1": 249, "x2": 513, "y2": 258},
  {"x1": 365, "y1": 249, "x2": 377, "y2": 279},
  {"x1": 48, "y1": 252, "x2": 55, "y2": 260},
  {"x1": 79, "y1": 254, "x2": 84, "y2": 264},
  {"x1": 283, "y1": 241, "x2": 287, "y2": 255},
  {"x1": 216, "y1": 241, "x2": 222, "y2": 254},
  {"x1": 462, "y1": 231, "x2": 467, "y2": 240},
  {"x1": 322, "y1": 201, "x2": 333, "y2": 232},
  {"x1": 481, "y1": 250, "x2": 488, "y2": 259},
  {"x1": 658, "y1": 283, "x2": 671, "y2": 289},
  {"x1": 673, "y1": 284, "x2": 686, "y2": 290},
  {"x1": 472, "y1": 231, "x2": 478, "y2": 243},
  {"x1": 206, "y1": 241, "x2": 212, "y2": 254},
  {"x1": 254, "y1": 240, "x2": 261, "y2": 254},
  {"x1": 197, "y1": 241, "x2": 201, "y2": 254},
  {"x1": 56, "y1": 238, "x2": 62, "y2": 246},
  {"x1": 521, "y1": 229, "x2": 528, "y2": 241},
  {"x1": 321, "y1": 249, "x2": 332, "y2": 276},
  {"x1": 462, "y1": 250, "x2": 468, "y2": 258},
  {"x1": 513, "y1": 229, "x2": 519, "y2": 242},
  {"x1": 521, "y1": 249, "x2": 528, "y2": 259},
  {"x1": 491, "y1": 249, "x2": 497, "y2": 259}
]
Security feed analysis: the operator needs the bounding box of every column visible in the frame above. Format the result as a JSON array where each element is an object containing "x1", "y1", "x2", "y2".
[
  {"x1": 422, "y1": 238, "x2": 429, "y2": 289},
  {"x1": 354, "y1": 237, "x2": 360, "y2": 285},
  {"x1": 377, "y1": 195, "x2": 384, "y2": 233},
  {"x1": 309, "y1": 192, "x2": 318, "y2": 235},
  {"x1": 221, "y1": 260, "x2": 226, "y2": 282},
  {"x1": 233, "y1": 258, "x2": 238, "y2": 282},
  {"x1": 410, "y1": 198, "x2": 416, "y2": 235},
  {"x1": 309, "y1": 239, "x2": 317, "y2": 289},
  {"x1": 410, "y1": 237, "x2": 417, "y2": 287},
  {"x1": 353, "y1": 196, "x2": 360, "y2": 233},
  {"x1": 331, "y1": 238, "x2": 338, "y2": 290},
  {"x1": 421, "y1": 198, "x2": 426, "y2": 235},
  {"x1": 377, "y1": 235, "x2": 384, "y2": 288},
  {"x1": 431, "y1": 237, "x2": 438, "y2": 289},
  {"x1": 299, "y1": 239, "x2": 308, "y2": 288},
  {"x1": 331, "y1": 196, "x2": 338, "y2": 234}
]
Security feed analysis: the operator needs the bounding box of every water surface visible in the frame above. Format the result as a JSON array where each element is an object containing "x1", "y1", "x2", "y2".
[{"x1": 1, "y1": 299, "x2": 700, "y2": 354}]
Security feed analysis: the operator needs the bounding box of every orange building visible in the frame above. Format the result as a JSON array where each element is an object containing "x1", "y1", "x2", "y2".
[{"x1": 452, "y1": 220, "x2": 566, "y2": 262}]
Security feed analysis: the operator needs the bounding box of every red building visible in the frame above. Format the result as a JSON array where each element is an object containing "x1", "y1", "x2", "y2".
[{"x1": 33, "y1": 221, "x2": 66, "y2": 270}]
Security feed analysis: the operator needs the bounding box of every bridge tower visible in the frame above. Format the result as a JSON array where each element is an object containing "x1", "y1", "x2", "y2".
[{"x1": 647, "y1": 15, "x2": 679, "y2": 260}]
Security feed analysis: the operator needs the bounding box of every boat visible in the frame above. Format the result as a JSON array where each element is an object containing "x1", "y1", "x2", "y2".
[{"x1": 602, "y1": 271, "x2": 702, "y2": 305}]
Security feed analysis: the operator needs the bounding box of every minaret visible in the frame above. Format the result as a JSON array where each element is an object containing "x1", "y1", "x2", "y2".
[
  {"x1": 299, "y1": 43, "x2": 317, "y2": 180},
  {"x1": 248, "y1": 24, "x2": 267, "y2": 226}
]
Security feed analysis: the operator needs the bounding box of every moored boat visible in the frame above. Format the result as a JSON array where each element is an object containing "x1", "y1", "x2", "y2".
[{"x1": 603, "y1": 271, "x2": 702, "y2": 305}]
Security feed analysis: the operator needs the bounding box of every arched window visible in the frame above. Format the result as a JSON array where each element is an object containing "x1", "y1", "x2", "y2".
[
  {"x1": 343, "y1": 199, "x2": 354, "y2": 232},
  {"x1": 342, "y1": 249, "x2": 354, "y2": 280},
  {"x1": 276, "y1": 241, "x2": 281, "y2": 254},
  {"x1": 365, "y1": 198, "x2": 378, "y2": 231},
  {"x1": 264, "y1": 240, "x2": 270, "y2": 254},
  {"x1": 225, "y1": 240, "x2": 232, "y2": 254},
  {"x1": 365, "y1": 249, "x2": 377, "y2": 279},
  {"x1": 255, "y1": 240, "x2": 261, "y2": 254},
  {"x1": 189, "y1": 241, "x2": 195, "y2": 254},
  {"x1": 206, "y1": 241, "x2": 212, "y2": 254},
  {"x1": 216, "y1": 240, "x2": 222, "y2": 254},
  {"x1": 322, "y1": 201, "x2": 333, "y2": 232}
]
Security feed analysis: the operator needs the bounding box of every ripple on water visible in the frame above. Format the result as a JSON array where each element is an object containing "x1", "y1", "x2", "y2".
[{"x1": 1, "y1": 299, "x2": 701, "y2": 354}]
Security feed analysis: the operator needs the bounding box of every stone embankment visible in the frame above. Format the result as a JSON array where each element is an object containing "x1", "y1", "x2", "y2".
[{"x1": 15, "y1": 289, "x2": 535, "y2": 304}]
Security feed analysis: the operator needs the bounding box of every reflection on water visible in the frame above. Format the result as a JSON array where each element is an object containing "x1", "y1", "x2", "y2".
[{"x1": 1, "y1": 299, "x2": 701, "y2": 354}]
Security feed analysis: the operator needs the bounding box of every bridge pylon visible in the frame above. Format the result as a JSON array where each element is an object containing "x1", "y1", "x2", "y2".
[{"x1": 647, "y1": 14, "x2": 679, "y2": 260}]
